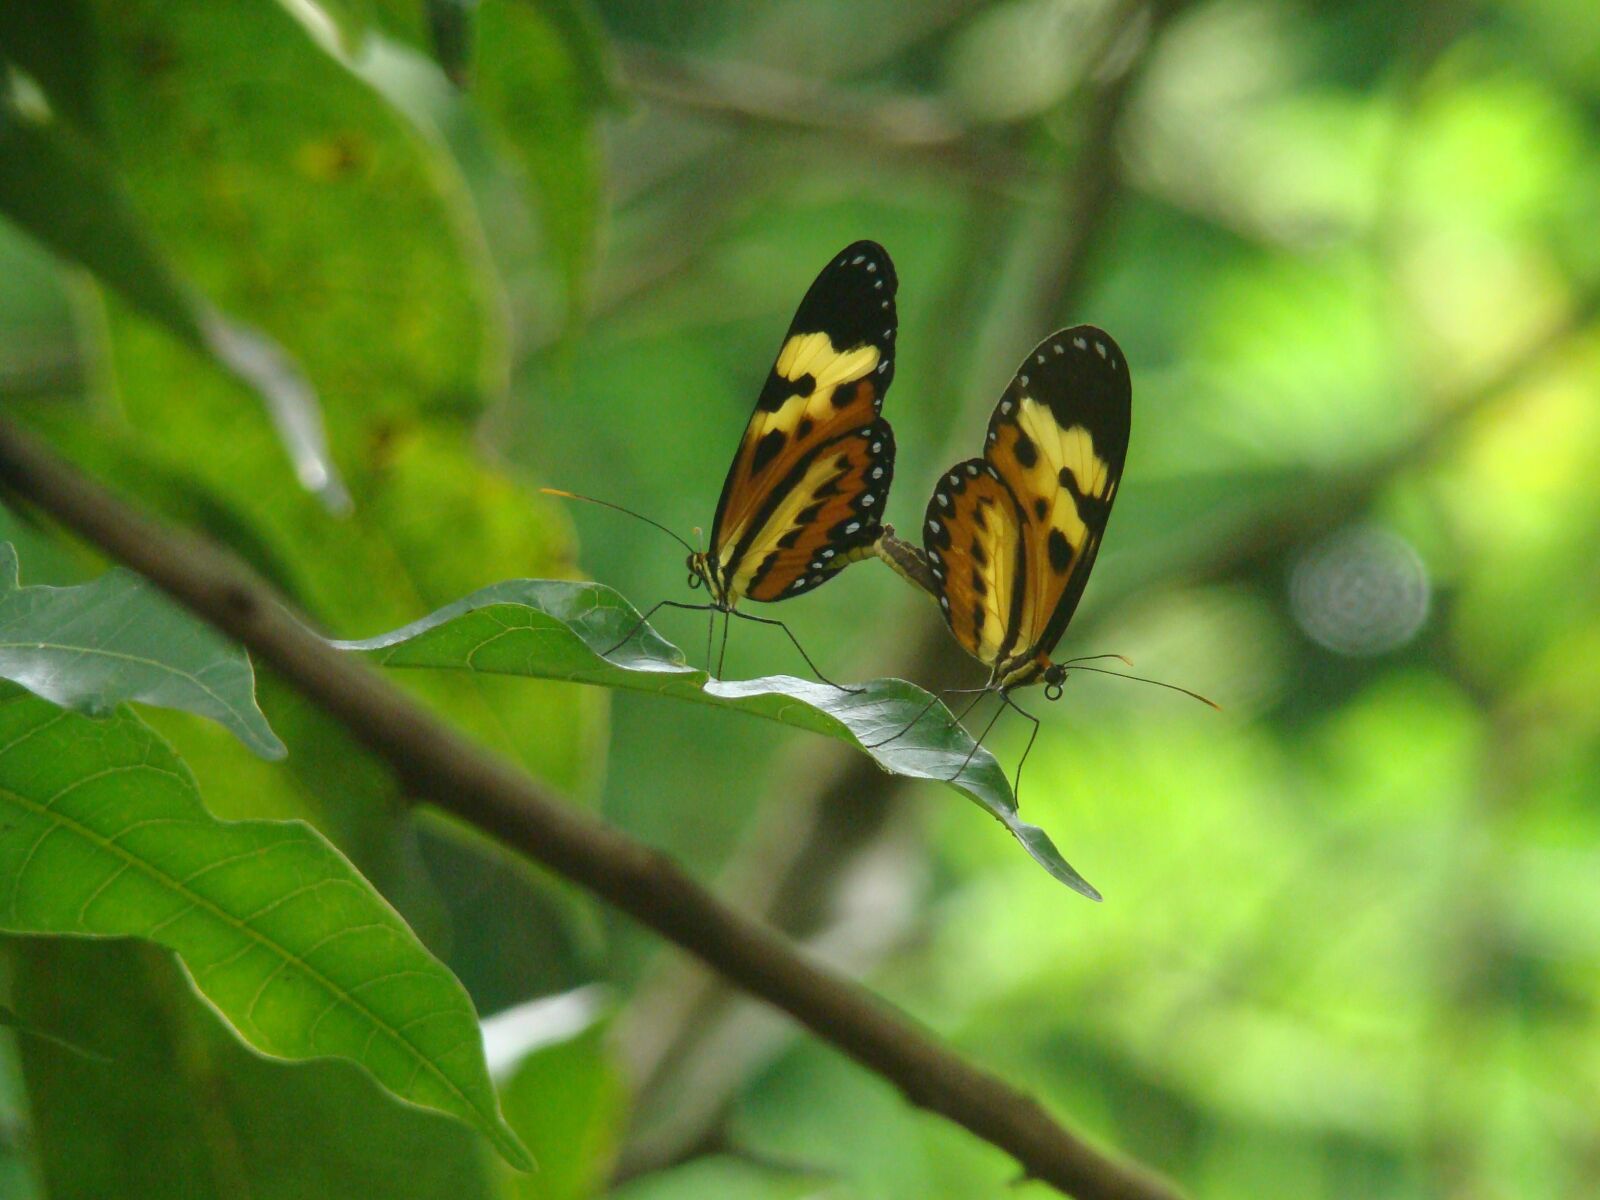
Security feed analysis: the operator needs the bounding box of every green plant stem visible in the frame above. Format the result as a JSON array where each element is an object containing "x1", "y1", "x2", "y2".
[{"x1": 0, "y1": 417, "x2": 1186, "y2": 1200}]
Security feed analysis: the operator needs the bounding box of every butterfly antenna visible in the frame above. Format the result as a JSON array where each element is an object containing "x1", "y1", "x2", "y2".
[
  {"x1": 1060, "y1": 653, "x2": 1134, "y2": 667},
  {"x1": 1068, "y1": 665, "x2": 1221, "y2": 710},
  {"x1": 541, "y1": 487, "x2": 697, "y2": 555}
]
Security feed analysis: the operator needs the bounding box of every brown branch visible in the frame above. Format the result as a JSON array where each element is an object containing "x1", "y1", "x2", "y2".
[{"x1": 0, "y1": 416, "x2": 1186, "y2": 1200}]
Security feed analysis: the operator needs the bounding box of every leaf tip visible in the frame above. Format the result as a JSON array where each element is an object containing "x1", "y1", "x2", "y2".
[{"x1": 491, "y1": 1120, "x2": 537, "y2": 1173}]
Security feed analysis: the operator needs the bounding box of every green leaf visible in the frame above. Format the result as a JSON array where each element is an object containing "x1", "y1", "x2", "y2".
[
  {"x1": 0, "y1": 542, "x2": 284, "y2": 760},
  {"x1": 6, "y1": 936, "x2": 498, "y2": 1200},
  {"x1": 0, "y1": 95, "x2": 349, "y2": 511},
  {"x1": 611, "y1": 1157, "x2": 823, "y2": 1200},
  {"x1": 471, "y1": 0, "x2": 613, "y2": 325},
  {"x1": 0, "y1": 685, "x2": 531, "y2": 1169},
  {"x1": 491, "y1": 995, "x2": 625, "y2": 1200},
  {"x1": 334, "y1": 580, "x2": 1102, "y2": 899}
]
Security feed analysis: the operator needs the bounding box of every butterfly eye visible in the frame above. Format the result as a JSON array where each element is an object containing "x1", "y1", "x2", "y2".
[{"x1": 1043, "y1": 663, "x2": 1068, "y2": 701}]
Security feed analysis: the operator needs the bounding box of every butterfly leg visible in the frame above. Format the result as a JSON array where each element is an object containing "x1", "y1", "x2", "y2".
[
  {"x1": 997, "y1": 690, "x2": 1043, "y2": 804},
  {"x1": 862, "y1": 689, "x2": 944, "y2": 749},
  {"x1": 866, "y1": 683, "x2": 990, "y2": 749},
  {"x1": 601, "y1": 599, "x2": 718, "y2": 661},
  {"x1": 949, "y1": 693, "x2": 1007, "y2": 784},
  {"x1": 727, "y1": 610, "x2": 860, "y2": 693},
  {"x1": 715, "y1": 609, "x2": 732, "y2": 678}
]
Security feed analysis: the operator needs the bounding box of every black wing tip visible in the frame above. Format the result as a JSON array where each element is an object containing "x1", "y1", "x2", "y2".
[
  {"x1": 788, "y1": 241, "x2": 899, "y2": 373},
  {"x1": 1025, "y1": 326, "x2": 1128, "y2": 375},
  {"x1": 832, "y1": 240, "x2": 897, "y2": 286},
  {"x1": 1007, "y1": 325, "x2": 1131, "y2": 457}
]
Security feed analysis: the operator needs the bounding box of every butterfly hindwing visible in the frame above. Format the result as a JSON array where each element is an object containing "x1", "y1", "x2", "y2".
[
  {"x1": 711, "y1": 241, "x2": 898, "y2": 600},
  {"x1": 740, "y1": 418, "x2": 895, "y2": 601},
  {"x1": 925, "y1": 326, "x2": 1130, "y2": 675},
  {"x1": 924, "y1": 458, "x2": 1026, "y2": 666}
]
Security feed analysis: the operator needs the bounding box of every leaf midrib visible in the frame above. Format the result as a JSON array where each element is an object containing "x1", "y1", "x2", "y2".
[{"x1": 0, "y1": 774, "x2": 487, "y2": 1130}]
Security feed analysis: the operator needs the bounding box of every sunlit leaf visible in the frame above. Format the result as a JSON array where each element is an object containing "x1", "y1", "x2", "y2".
[
  {"x1": 0, "y1": 97, "x2": 348, "y2": 511},
  {"x1": 0, "y1": 542, "x2": 283, "y2": 759},
  {"x1": 334, "y1": 579, "x2": 1102, "y2": 898},
  {"x1": 0, "y1": 685, "x2": 531, "y2": 1168}
]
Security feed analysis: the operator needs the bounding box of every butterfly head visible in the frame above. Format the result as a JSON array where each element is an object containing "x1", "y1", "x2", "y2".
[
  {"x1": 1041, "y1": 663, "x2": 1068, "y2": 701},
  {"x1": 686, "y1": 551, "x2": 729, "y2": 608}
]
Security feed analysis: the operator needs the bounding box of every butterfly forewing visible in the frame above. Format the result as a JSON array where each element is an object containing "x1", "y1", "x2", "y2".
[
  {"x1": 710, "y1": 241, "x2": 898, "y2": 601},
  {"x1": 925, "y1": 326, "x2": 1130, "y2": 675}
]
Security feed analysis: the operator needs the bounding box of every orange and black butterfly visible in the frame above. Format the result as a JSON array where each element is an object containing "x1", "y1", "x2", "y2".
[
  {"x1": 924, "y1": 326, "x2": 1129, "y2": 699},
  {"x1": 875, "y1": 326, "x2": 1212, "y2": 786},
  {"x1": 548, "y1": 241, "x2": 898, "y2": 682}
]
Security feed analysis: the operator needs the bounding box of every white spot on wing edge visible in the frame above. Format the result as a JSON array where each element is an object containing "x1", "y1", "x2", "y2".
[
  {"x1": 852, "y1": 254, "x2": 865, "y2": 264},
  {"x1": 1073, "y1": 336, "x2": 1087, "y2": 350},
  {"x1": 1095, "y1": 341, "x2": 1107, "y2": 358}
]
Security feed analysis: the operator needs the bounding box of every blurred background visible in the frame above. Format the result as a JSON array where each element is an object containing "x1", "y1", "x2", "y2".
[{"x1": 2, "y1": 0, "x2": 1599, "y2": 1197}]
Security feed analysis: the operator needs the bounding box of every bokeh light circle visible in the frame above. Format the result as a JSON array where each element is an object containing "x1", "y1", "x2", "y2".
[{"x1": 1289, "y1": 525, "x2": 1431, "y2": 656}]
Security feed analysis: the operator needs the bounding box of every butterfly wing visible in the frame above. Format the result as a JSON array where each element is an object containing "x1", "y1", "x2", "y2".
[
  {"x1": 923, "y1": 458, "x2": 1027, "y2": 666},
  {"x1": 709, "y1": 241, "x2": 898, "y2": 602},
  {"x1": 924, "y1": 327, "x2": 1130, "y2": 678}
]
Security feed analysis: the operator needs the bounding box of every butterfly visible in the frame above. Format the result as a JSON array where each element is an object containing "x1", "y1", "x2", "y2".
[
  {"x1": 873, "y1": 325, "x2": 1210, "y2": 792},
  {"x1": 548, "y1": 241, "x2": 898, "y2": 683},
  {"x1": 923, "y1": 325, "x2": 1129, "y2": 700}
]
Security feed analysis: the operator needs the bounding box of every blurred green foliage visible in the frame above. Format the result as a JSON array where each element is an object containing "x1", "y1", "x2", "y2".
[{"x1": 2, "y1": 0, "x2": 1599, "y2": 1198}]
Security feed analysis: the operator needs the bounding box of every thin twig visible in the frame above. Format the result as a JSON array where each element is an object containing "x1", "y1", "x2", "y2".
[{"x1": 0, "y1": 415, "x2": 1186, "y2": 1200}]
